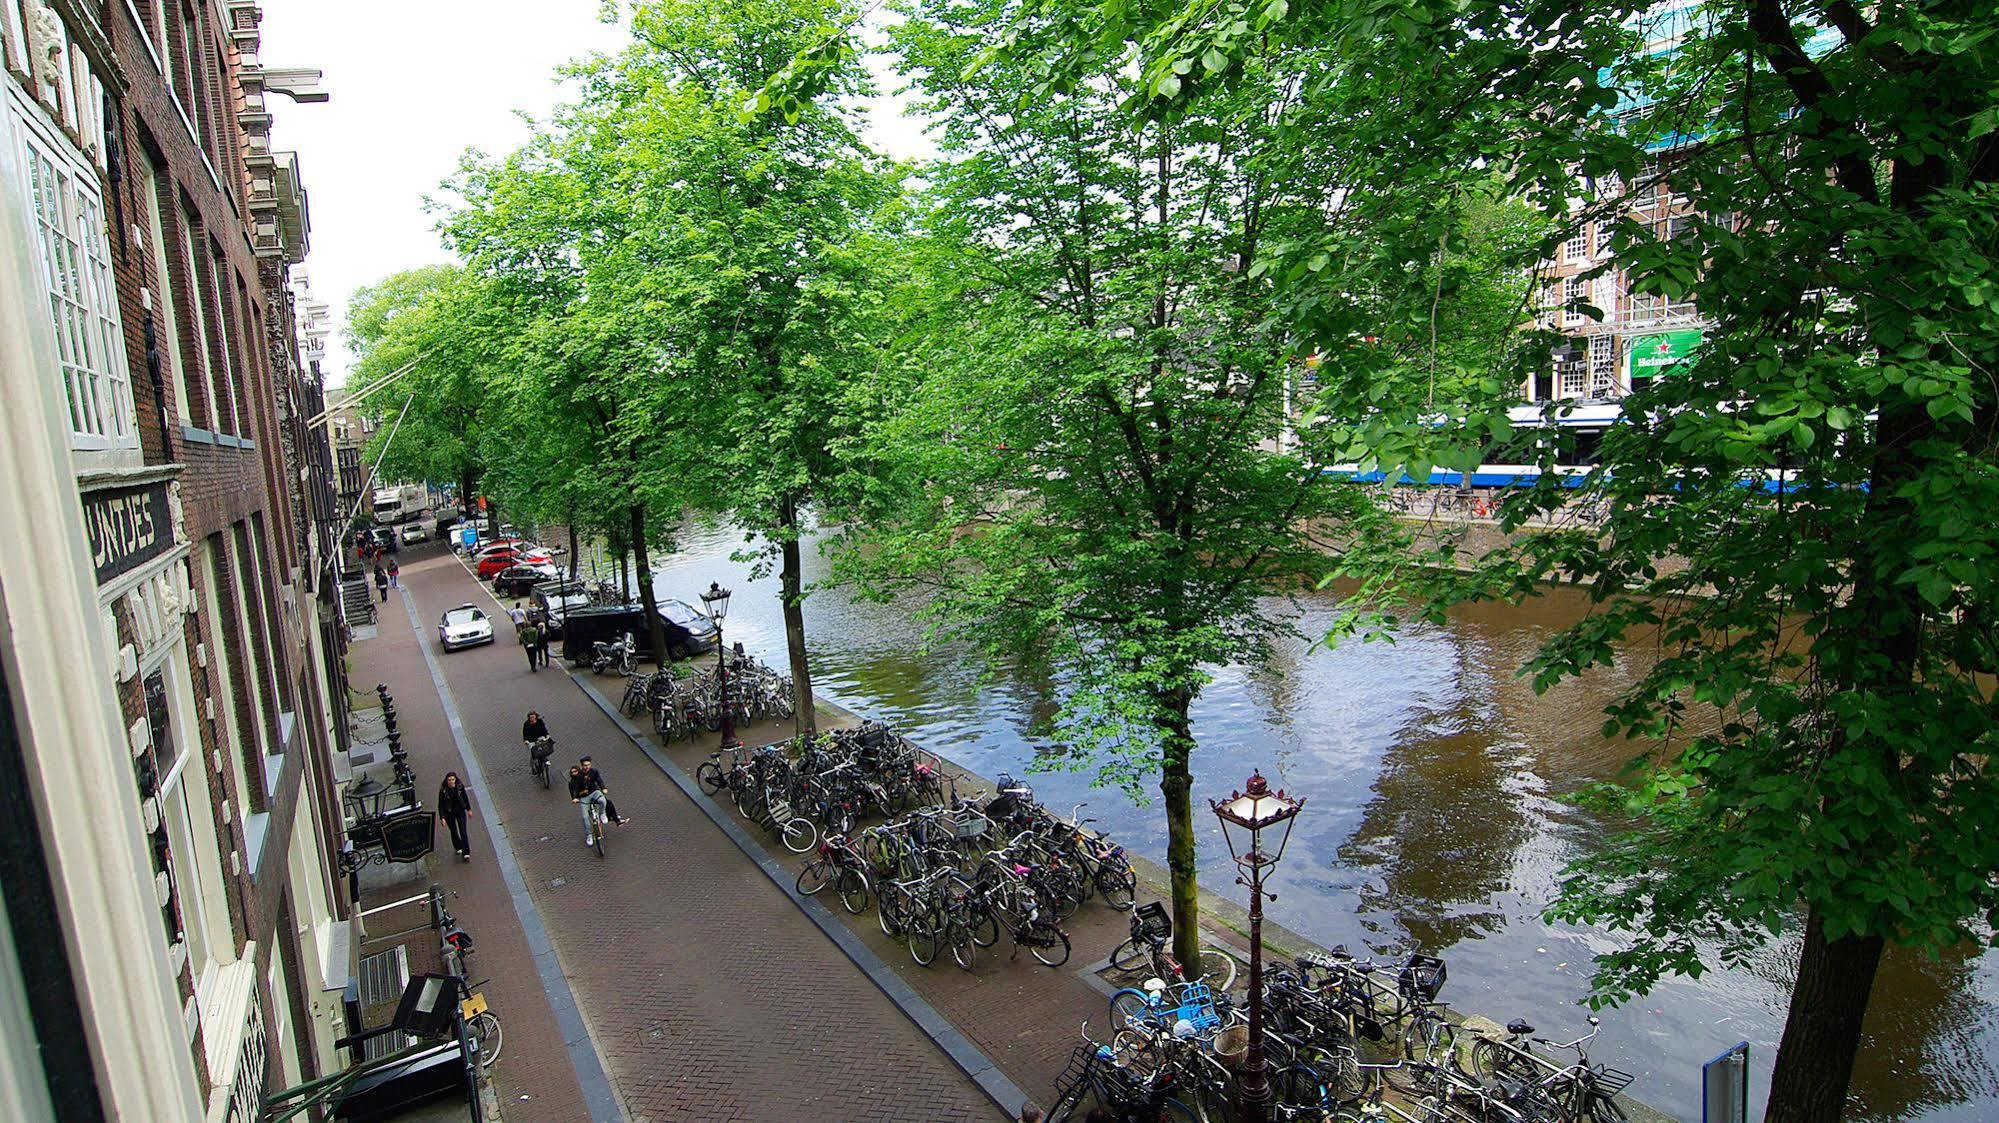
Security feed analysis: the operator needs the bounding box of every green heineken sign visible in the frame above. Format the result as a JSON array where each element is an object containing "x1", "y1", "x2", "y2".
[{"x1": 1626, "y1": 329, "x2": 1703, "y2": 378}]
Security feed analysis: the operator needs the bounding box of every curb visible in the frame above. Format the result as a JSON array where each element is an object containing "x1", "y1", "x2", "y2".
[
  {"x1": 566, "y1": 671, "x2": 1024, "y2": 1121},
  {"x1": 396, "y1": 587, "x2": 628, "y2": 1123}
]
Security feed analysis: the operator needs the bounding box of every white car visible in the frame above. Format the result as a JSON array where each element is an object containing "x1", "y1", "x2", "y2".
[
  {"x1": 399, "y1": 521, "x2": 429, "y2": 546},
  {"x1": 438, "y1": 604, "x2": 494, "y2": 651}
]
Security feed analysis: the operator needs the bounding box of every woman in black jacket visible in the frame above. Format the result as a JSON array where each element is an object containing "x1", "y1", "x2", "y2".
[{"x1": 437, "y1": 772, "x2": 474, "y2": 859}]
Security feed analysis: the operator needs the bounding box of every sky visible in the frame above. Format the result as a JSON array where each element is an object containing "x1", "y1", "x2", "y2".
[{"x1": 257, "y1": 2, "x2": 933, "y2": 386}]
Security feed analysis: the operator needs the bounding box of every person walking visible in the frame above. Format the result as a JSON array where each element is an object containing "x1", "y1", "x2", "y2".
[
  {"x1": 373, "y1": 563, "x2": 389, "y2": 602},
  {"x1": 519, "y1": 616, "x2": 542, "y2": 673},
  {"x1": 436, "y1": 772, "x2": 474, "y2": 860},
  {"x1": 387, "y1": 558, "x2": 400, "y2": 588},
  {"x1": 531, "y1": 608, "x2": 553, "y2": 669}
]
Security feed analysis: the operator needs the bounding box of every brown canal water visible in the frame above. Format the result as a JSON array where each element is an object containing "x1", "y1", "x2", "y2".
[{"x1": 643, "y1": 523, "x2": 1997, "y2": 1121}]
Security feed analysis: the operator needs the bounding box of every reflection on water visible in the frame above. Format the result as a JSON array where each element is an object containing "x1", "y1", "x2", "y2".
[{"x1": 638, "y1": 523, "x2": 1999, "y2": 1121}]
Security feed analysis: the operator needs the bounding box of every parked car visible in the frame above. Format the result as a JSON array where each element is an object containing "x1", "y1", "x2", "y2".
[
  {"x1": 475, "y1": 546, "x2": 549, "y2": 579},
  {"x1": 530, "y1": 581, "x2": 595, "y2": 636},
  {"x1": 494, "y1": 562, "x2": 563, "y2": 597},
  {"x1": 438, "y1": 605, "x2": 494, "y2": 651},
  {"x1": 557, "y1": 602, "x2": 717, "y2": 663},
  {"x1": 399, "y1": 521, "x2": 429, "y2": 546},
  {"x1": 368, "y1": 526, "x2": 399, "y2": 554},
  {"x1": 658, "y1": 598, "x2": 720, "y2": 658}
]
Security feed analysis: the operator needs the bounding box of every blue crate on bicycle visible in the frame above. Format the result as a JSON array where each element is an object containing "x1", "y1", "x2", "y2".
[{"x1": 1171, "y1": 981, "x2": 1222, "y2": 1034}]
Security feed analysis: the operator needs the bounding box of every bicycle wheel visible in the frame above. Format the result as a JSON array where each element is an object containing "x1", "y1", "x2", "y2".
[
  {"x1": 695, "y1": 759, "x2": 725, "y2": 795},
  {"x1": 1468, "y1": 1037, "x2": 1506, "y2": 1082},
  {"x1": 467, "y1": 1011, "x2": 503, "y2": 1067},
  {"x1": 908, "y1": 913, "x2": 941, "y2": 966},
  {"x1": 592, "y1": 820, "x2": 606, "y2": 858},
  {"x1": 1194, "y1": 946, "x2": 1239, "y2": 992},
  {"x1": 879, "y1": 890, "x2": 908, "y2": 937},
  {"x1": 536, "y1": 762, "x2": 550, "y2": 790},
  {"x1": 1272, "y1": 1063, "x2": 1325, "y2": 1111},
  {"x1": 1028, "y1": 923, "x2": 1071, "y2": 967},
  {"x1": 1109, "y1": 938, "x2": 1151, "y2": 973},
  {"x1": 836, "y1": 867, "x2": 871, "y2": 915},
  {"x1": 1109, "y1": 988, "x2": 1153, "y2": 1034},
  {"x1": 968, "y1": 903, "x2": 1000, "y2": 948},
  {"x1": 780, "y1": 816, "x2": 817, "y2": 854},
  {"x1": 1309, "y1": 1043, "x2": 1370, "y2": 1103},
  {"x1": 948, "y1": 917, "x2": 979, "y2": 970},
  {"x1": 1396, "y1": 1016, "x2": 1454, "y2": 1082},
  {"x1": 796, "y1": 860, "x2": 831, "y2": 896},
  {"x1": 1585, "y1": 1093, "x2": 1629, "y2": 1122},
  {"x1": 1094, "y1": 864, "x2": 1136, "y2": 911}
]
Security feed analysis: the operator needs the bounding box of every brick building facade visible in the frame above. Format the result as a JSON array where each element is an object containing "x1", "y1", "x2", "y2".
[{"x1": 0, "y1": 2, "x2": 352, "y2": 1119}]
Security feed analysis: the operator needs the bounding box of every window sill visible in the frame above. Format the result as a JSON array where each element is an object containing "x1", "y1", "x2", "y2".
[
  {"x1": 242, "y1": 808, "x2": 272, "y2": 877},
  {"x1": 180, "y1": 425, "x2": 216, "y2": 445}
]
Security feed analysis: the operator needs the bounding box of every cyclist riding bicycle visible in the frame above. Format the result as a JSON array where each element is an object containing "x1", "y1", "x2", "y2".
[
  {"x1": 523, "y1": 710, "x2": 554, "y2": 759},
  {"x1": 567, "y1": 756, "x2": 629, "y2": 844}
]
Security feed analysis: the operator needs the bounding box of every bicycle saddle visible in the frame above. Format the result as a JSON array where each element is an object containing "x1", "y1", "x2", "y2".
[{"x1": 1506, "y1": 1019, "x2": 1535, "y2": 1036}]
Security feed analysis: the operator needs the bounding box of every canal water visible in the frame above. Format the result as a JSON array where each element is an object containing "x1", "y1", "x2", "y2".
[{"x1": 635, "y1": 522, "x2": 1997, "y2": 1121}]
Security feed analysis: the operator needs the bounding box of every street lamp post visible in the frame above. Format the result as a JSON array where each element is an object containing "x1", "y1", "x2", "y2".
[
  {"x1": 700, "y1": 582, "x2": 739, "y2": 750},
  {"x1": 1212, "y1": 771, "x2": 1305, "y2": 1123}
]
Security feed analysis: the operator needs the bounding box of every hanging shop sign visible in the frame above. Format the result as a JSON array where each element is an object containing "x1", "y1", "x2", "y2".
[
  {"x1": 83, "y1": 482, "x2": 173, "y2": 585},
  {"x1": 1625, "y1": 329, "x2": 1703, "y2": 379}
]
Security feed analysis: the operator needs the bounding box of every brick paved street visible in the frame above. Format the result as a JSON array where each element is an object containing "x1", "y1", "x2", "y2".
[
  {"x1": 349, "y1": 567, "x2": 598, "y2": 1123},
  {"x1": 385, "y1": 546, "x2": 999, "y2": 1123}
]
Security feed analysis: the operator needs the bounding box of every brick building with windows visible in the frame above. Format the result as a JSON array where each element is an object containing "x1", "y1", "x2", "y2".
[{"x1": 0, "y1": 2, "x2": 354, "y2": 1119}]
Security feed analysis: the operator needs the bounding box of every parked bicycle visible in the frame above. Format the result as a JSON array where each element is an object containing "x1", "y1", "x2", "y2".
[{"x1": 1109, "y1": 901, "x2": 1239, "y2": 992}]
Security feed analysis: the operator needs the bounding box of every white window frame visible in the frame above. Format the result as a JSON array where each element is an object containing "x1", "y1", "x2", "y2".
[
  {"x1": 1563, "y1": 225, "x2": 1590, "y2": 262},
  {"x1": 178, "y1": 200, "x2": 223, "y2": 433},
  {"x1": 2, "y1": 3, "x2": 27, "y2": 73},
  {"x1": 139, "y1": 151, "x2": 193, "y2": 424},
  {"x1": 205, "y1": 246, "x2": 241, "y2": 436},
  {"x1": 1562, "y1": 275, "x2": 1586, "y2": 326},
  {"x1": 10, "y1": 91, "x2": 135, "y2": 450}
]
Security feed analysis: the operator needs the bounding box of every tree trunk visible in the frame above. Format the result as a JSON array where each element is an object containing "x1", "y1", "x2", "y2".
[
  {"x1": 1764, "y1": 909, "x2": 1884, "y2": 1123},
  {"x1": 460, "y1": 468, "x2": 477, "y2": 522},
  {"x1": 567, "y1": 519, "x2": 579, "y2": 583},
  {"x1": 628, "y1": 504, "x2": 670, "y2": 669},
  {"x1": 777, "y1": 495, "x2": 817, "y2": 738},
  {"x1": 615, "y1": 534, "x2": 630, "y2": 601},
  {"x1": 1158, "y1": 689, "x2": 1203, "y2": 972}
]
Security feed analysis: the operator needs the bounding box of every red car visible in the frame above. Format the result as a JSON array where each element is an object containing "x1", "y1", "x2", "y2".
[{"x1": 475, "y1": 546, "x2": 549, "y2": 579}]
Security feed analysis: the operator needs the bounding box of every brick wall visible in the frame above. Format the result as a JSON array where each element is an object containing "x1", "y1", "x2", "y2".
[{"x1": 99, "y1": 0, "x2": 342, "y2": 1096}]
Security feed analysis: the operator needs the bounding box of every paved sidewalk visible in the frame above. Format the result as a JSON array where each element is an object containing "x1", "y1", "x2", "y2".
[
  {"x1": 391, "y1": 549, "x2": 999, "y2": 1123},
  {"x1": 348, "y1": 558, "x2": 600, "y2": 1122}
]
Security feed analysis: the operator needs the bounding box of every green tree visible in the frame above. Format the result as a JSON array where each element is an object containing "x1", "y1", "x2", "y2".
[
  {"x1": 838, "y1": 0, "x2": 1523, "y2": 970},
  {"x1": 571, "y1": 0, "x2": 898, "y2": 729},
  {"x1": 1131, "y1": 1, "x2": 1999, "y2": 1116},
  {"x1": 346, "y1": 266, "x2": 508, "y2": 518}
]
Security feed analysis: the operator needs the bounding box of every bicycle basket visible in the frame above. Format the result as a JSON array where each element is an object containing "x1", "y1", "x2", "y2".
[
  {"x1": 945, "y1": 811, "x2": 988, "y2": 841},
  {"x1": 1134, "y1": 901, "x2": 1173, "y2": 942},
  {"x1": 1594, "y1": 1067, "x2": 1635, "y2": 1096},
  {"x1": 1398, "y1": 953, "x2": 1447, "y2": 1002},
  {"x1": 1051, "y1": 1043, "x2": 1100, "y2": 1101}
]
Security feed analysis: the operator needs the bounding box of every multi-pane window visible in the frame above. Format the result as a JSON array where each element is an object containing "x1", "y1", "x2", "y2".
[
  {"x1": 1556, "y1": 345, "x2": 1590, "y2": 400},
  {"x1": 207, "y1": 246, "x2": 241, "y2": 435},
  {"x1": 1589, "y1": 334, "x2": 1617, "y2": 397},
  {"x1": 1562, "y1": 275, "x2": 1586, "y2": 324},
  {"x1": 179, "y1": 202, "x2": 229, "y2": 433},
  {"x1": 1563, "y1": 225, "x2": 1591, "y2": 262},
  {"x1": 140, "y1": 153, "x2": 194, "y2": 424},
  {"x1": 20, "y1": 127, "x2": 134, "y2": 448},
  {"x1": 1619, "y1": 289, "x2": 1700, "y2": 328}
]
